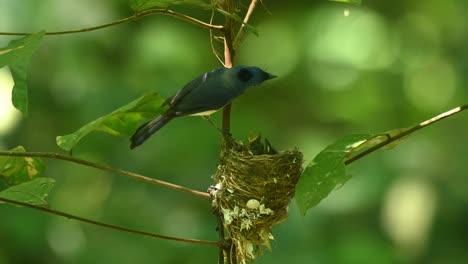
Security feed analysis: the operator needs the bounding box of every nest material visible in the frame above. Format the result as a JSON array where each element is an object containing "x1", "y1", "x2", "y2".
[{"x1": 212, "y1": 137, "x2": 303, "y2": 263}]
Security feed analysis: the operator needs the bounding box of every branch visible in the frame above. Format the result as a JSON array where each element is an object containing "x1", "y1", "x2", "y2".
[
  {"x1": 0, "y1": 197, "x2": 218, "y2": 247},
  {"x1": 221, "y1": 0, "x2": 257, "y2": 132},
  {"x1": 234, "y1": 0, "x2": 258, "y2": 48},
  {"x1": 214, "y1": 206, "x2": 226, "y2": 264},
  {"x1": 217, "y1": 1, "x2": 239, "y2": 262},
  {"x1": 0, "y1": 9, "x2": 223, "y2": 36},
  {"x1": 345, "y1": 104, "x2": 468, "y2": 165},
  {"x1": 221, "y1": 1, "x2": 235, "y2": 133},
  {"x1": 0, "y1": 151, "x2": 210, "y2": 200}
]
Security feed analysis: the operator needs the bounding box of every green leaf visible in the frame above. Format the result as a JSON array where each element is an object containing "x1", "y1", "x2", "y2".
[
  {"x1": 129, "y1": 0, "x2": 210, "y2": 12},
  {"x1": 56, "y1": 92, "x2": 167, "y2": 151},
  {"x1": 329, "y1": 0, "x2": 362, "y2": 5},
  {"x1": 296, "y1": 134, "x2": 372, "y2": 215},
  {"x1": 0, "y1": 31, "x2": 45, "y2": 116},
  {"x1": 0, "y1": 146, "x2": 52, "y2": 206},
  {"x1": 215, "y1": 8, "x2": 259, "y2": 37},
  {"x1": 0, "y1": 146, "x2": 46, "y2": 190},
  {"x1": 0, "y1": 177, "x2": 55, "y2": 206}
]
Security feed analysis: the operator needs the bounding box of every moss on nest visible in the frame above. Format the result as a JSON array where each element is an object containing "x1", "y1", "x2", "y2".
[{"x1": 212, "y1": 136, "x2": 303, "y2": 263}]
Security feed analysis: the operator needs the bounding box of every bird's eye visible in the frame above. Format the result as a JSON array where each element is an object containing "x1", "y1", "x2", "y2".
[{"x1": 237, "y1": 68, "x2": 253, "y2": 82}]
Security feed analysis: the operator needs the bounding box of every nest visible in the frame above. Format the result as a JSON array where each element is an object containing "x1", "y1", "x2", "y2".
[{"x1": 212, "y1": 136, "x2": 303, "y2": 263}]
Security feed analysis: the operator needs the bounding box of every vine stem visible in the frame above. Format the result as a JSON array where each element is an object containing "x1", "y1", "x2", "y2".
[
  {"x1": 0, "y1": 151, "x2": 210, "y2": 199},
  {"x1": 345, "y1": 104, "x2": 468, "y2": 165},
  {"x1": 0, "y1": 9, "x2": 223, "y2": 36},
  {"x1": 0, "y1": 197, "x2": 218, "y2": 246}
]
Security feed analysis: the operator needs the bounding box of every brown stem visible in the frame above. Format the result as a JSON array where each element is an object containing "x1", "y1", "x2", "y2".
[
  {"x1": 0, "y1": 197, "x2": 218, "y2": 246},
  {"x1": 0, "y1": 151, "x2": 210, "y2": 199},
  {"x1": 345, "y1": 104, "x2": 468, "y2": 165},
  {"x1": 0, "y1": 9, "x2": 223, "y2": 36},
  {"x1": 221, "y1": 6, "x2": 235, "y2": 132},
  {"x1": 210, "y1": 9, "x2": 225, "y2": 66},
  {"x1": 234, "y1": 0, "x2": 258, "y2": 48}
]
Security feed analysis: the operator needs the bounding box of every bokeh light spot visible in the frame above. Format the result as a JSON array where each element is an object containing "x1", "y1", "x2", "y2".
[
  {"x1": 404, "y1": 57, "x2": 457, "y2": 111},
  {"x1": 48, "y1": 220, "x2": 86, "y2": 259},
  {"x1": 382, "y1": 176, "x2": 437, "y2": 258},
  {"x1": 307, "y1": 7, "x2": 396, "y2": 71},
  {"x1": 306, "y1": 7, "x2": 396, "y2": 90},
  {"x1": 0, "y1": 68, "x2": 21, "y2": 135}
]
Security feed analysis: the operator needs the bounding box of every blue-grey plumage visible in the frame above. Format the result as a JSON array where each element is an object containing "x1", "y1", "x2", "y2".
[{"x1": 130, "y1": 65, "x2": 276, "y2": 149}]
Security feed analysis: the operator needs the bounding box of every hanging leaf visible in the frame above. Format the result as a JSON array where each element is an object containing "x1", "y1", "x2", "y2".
[
  {"x1": 0, "y1": 177, "x2": 55, "y2": 206},
  {"x1": 0, "y1": 31, "x2": 45, "y2": 116},
  {"x1": 295, "y1": 134, "x2": 372, "y2": 215},
  {"x1": 56, "y1": 93, "x2": 167, "y2": 151}
]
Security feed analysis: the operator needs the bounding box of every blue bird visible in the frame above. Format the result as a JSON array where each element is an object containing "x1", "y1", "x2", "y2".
[{"x1": 130, "y1": 65, "x2": 276, "y2": 149}]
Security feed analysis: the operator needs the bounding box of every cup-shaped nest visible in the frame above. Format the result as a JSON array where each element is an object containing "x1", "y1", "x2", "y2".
[{"x1": 212, "y1": 137, "x2": 303, "y2": 263}]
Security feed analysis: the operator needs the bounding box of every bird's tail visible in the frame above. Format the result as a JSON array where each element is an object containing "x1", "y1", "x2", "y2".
[{"x1": 130, "y1": 114, "x2": 173, "y2": 149}]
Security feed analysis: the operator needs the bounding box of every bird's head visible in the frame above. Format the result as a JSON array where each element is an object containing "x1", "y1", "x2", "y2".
[{"x1": 230, "y1": 66, "x2": 277, "y2": 89}]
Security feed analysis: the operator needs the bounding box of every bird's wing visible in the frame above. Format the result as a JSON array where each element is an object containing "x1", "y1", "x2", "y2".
[{"x1": 164, "y1": 70, "x2": 214, "y2": 107}]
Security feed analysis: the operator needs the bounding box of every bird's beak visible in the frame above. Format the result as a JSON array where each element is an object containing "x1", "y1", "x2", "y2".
[{"x1": 267, "y1": 73, "x2": 277, "y2": 80}]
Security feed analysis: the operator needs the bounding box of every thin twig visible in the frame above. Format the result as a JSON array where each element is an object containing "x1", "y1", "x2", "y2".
[
  {"x1": 0, "y1": 9, "x2": 223, "y2": 36},
  {"x1": 0, "y1": 151, "x2": 210, "y2": 199},
  {"x1": 234, "y1": 0, "x2": 258, "y2": 48},
  {"x1": 210, "y1": 8, "x2": 226, "y2": 66},
  {"x1": 0, "y1": 197, "x2": 218, "y2": 247},
  {"x1": 345, "y1": 104, "x2": 468, "y2": 165}
]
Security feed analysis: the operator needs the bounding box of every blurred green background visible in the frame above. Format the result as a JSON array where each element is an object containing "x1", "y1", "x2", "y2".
[{"x1": 1, "y1": 0, "x2": 468, "y2": 263}]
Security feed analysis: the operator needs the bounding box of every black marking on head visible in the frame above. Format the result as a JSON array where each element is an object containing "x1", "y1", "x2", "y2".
[{"x1": 237, "y1": 68, "x2": 253, "y2": 82}]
